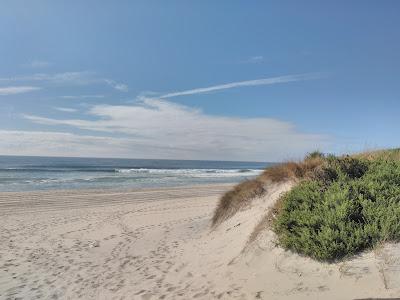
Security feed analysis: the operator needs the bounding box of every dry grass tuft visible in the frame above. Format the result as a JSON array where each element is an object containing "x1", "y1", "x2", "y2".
[
  {"x1": 211, "y1": 155, "x2": 326, "y2": 227},
  {"x1": 211, "y1": 178, "x2": 266, "y2": 227},
  {"x1": 260, "y1": 157, "x2": 324, "y2": 183},
  {"x1": 353, "y1": 148, "x2": 400, "y2": 161}
]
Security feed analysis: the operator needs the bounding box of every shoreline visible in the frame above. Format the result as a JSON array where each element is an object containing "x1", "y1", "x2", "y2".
[
  {"x1": 0, "y1": 183, "x2": 233, "y2": 215},
  {"x1": 0, "y1": 182, "x2": 234, "y2": 195}
]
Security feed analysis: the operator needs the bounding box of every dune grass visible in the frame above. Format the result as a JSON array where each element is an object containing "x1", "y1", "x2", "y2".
[
  {"x1": 211, "y1": 151, "x2": 326, "y2": 226},
  {"x1": 273, "y1": 150, "x2": 400, "y2": 261},
  {"x1": 353, "y1": 148, "x2": 400, "y2": 161},
  {"x1": 211, "y1": 179, "x2": 266, "y2": 226}
]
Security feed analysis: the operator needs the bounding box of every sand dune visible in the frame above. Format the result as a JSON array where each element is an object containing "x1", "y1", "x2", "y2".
[{"x1": 1, "y1": 183, "x2": 399, "y2": 299}]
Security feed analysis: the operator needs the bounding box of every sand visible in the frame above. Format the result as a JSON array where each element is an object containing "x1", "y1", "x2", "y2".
[{"x1": 1, "y1": 183, "x2": 400, "y2": 299}]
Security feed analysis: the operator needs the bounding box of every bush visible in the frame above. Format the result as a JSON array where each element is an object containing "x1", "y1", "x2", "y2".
[{"x1": 273, "y1": 156, "x2": 400, "y2": 261}]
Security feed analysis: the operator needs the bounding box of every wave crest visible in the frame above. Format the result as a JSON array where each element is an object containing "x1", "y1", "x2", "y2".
[{"x1": 114, "y1": 168, "x2": 262, "y2": 177}]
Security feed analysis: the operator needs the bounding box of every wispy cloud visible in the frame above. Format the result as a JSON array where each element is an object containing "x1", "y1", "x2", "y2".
[
  {"x1": 0, "y1": 86, "x2": 41, "y2": 96},
  {"x1": 0, "y1": 71, "x2": 94, "y2": 84},
  {"x1": 0, "y1": 71, "x2": 128, "y2": 92},
  {"x1": 160, "y1": 73, "x2": 322, "y2": 99},
  {"x1": 23, "y1": 60, "x2": 51, "y2": 68},
  {"x1": 54, "y1": 107, "x2": 77, "y2": 113},
  {"x1": 21, "y1": 98, "x2": 330, "y2": 161},
  {"x1": 0, "y1": 130, "x2": 139, "y2": 158},
  {"x1": 60, "y1": 95, "x2": 105, "y2": 99},
  {"x1": 114, "y1": 84, "x2": 129, "y2": 92},
  {"x1": 3, "y1": 72, "x2": 329, "y2": 160},
  {"x1": 103, "y1": 79, "x2": 128, "y2": 92},
  {"x1": 245, "y1": 56, "x2": 265, "y2": 63}
]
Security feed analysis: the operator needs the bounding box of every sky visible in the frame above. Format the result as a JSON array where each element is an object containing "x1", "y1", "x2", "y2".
[{"x1": 0, "y1": 1, "x2": 399, "y2": 162}]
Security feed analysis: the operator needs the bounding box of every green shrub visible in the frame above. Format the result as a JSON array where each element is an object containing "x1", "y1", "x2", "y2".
[{"x1": 274, "y1": 155, "x2": 400, "y2": 261}]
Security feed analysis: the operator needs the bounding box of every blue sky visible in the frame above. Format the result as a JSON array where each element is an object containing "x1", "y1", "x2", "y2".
[{"x1": 0, "y1": 1, "x2": 399, "y2": 161}]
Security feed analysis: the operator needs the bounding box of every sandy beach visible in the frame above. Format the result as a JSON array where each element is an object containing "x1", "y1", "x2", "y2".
[
  {"x1": 0, "y1": 184, "x2": 233, "y2": 299},
  {"x1": 1, "y1": 183, "x2": 400, "y2": 300}
]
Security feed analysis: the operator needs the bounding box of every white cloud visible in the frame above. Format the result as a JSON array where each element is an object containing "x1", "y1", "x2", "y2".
[
  {"x1": 0, "y1": 71, "x2": 128, "y2": 91},
  {"x1": 0, "y1": 86, "x2": 41, "y2": 96},
  {"x1": 60, "y1": 94, "x2": 105, "y2": 99},
  {"x1": 103, "y1": 79, "x2": 129, "y2": 92},
  {"x1": 54, "y1": 107, "x2": 77, "y2": 113},
  {"x1": 114, "y1": 83, "x2": 129, "y2": 92},
  {"x1": 0, "y1": 129, "x2": 235, "y2": 159},
  {"x1": 246, "y1": 56, "x2": 264, "y2": 63},
  {"x1": 20, "y1": 98, "x2": 331, "y2": 161},
  {"x1": 24, "y1": 60, "x2": 51, "y2": 68},
  {"x1": 159, "y1": 73, "x2": 321, "y2": 99},
  {"x1": 0, "y1": 71, "x2": 96, "y2": 85},
  {"x1": 0, "y1": 130, "x2": 138, "y2": 158}
]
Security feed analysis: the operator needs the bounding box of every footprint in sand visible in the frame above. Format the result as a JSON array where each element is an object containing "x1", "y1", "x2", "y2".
[{"x1": 141, "y1": 293, "x2": 153, "y2": 300}]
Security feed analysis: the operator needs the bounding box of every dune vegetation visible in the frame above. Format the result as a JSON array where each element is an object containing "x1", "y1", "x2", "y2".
[
  {"x1": 212, "y1": 148, "x2": 400, "y2": 262},
  {"x1": 211, "y1": 151, "x2": 326, "y2": 226}
]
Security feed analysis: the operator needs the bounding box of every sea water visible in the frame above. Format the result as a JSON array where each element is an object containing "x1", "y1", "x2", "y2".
[{"x1": 0, "y1": 156, "x2": 273, "y2": 192}]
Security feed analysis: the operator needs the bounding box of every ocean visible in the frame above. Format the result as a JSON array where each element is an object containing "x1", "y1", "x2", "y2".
[{"x1": 0, "y1": 156, "x2": 273, "y2": 192}]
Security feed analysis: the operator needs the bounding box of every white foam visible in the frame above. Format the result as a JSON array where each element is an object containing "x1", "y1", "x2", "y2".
[{"x1": 114, "y1": 168, "x2": 263, "y2": 177}]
